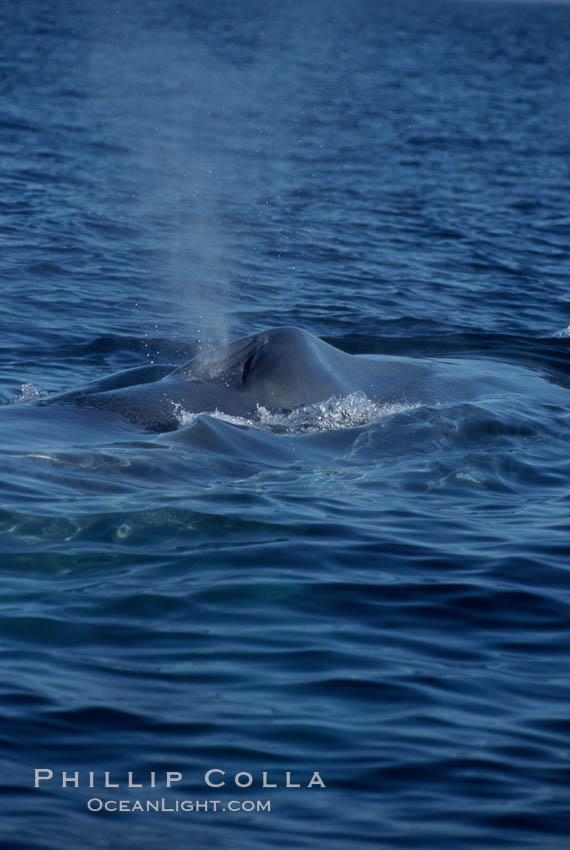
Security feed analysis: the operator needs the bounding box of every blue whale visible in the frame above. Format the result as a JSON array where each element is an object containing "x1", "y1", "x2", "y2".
[{"x1": 43, "y1": 326, "x2": 539, "y2": 432}]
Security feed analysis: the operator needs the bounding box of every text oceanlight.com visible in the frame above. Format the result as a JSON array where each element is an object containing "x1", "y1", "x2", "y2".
[{"x1": 87, "y1": 798, "x2": 272, "y2": 813}]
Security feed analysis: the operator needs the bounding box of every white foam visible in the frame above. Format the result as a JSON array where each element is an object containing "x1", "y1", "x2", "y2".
[
  {"x1": 553, "y1": 325, "x2": 570, "y2": 338},
  {"x1": 9, "y1": 383, "x2": 44, "y2": 404},
  {"x1": 172, "y1": 392, "x2": 419, "y2": 434}
]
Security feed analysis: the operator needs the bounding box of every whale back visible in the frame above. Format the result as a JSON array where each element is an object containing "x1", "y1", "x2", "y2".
[{"x1": 43, "y1": 327, "x2": 438, "y2": 431}]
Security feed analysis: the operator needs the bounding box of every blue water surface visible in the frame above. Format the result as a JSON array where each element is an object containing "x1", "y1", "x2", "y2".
[{"x1": 1, "y1": 0, "x2": 570, "y2": 848}]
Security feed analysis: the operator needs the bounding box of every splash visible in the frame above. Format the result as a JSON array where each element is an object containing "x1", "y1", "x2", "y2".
[
  {"x1": 172, "y1": 392, "x2": 419, "y2": 434},
  {"x1": 9, "y1": 383, "x2": 44, "y2": 404}
]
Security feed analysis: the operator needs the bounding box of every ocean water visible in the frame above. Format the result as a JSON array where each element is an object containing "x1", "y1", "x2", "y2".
[{"x1": 1, "y1": 0, "x2": 570, "y2": 847}]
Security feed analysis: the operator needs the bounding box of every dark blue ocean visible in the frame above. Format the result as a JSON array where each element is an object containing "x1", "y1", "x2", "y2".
[{"x1": 1, "y1": 0, "x2": 570, "y2": 847}]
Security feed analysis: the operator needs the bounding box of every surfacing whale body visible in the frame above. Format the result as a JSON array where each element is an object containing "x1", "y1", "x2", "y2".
[{"x1": 43, "y1": 326, "x2": 524, "y2": 432}]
